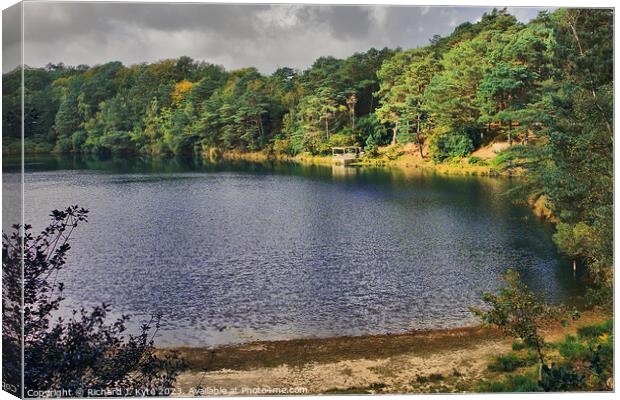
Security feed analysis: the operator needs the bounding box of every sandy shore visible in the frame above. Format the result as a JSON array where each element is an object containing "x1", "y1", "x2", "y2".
[{"x1": 167, "y1": 312, "x2": 606, "y2": 395}]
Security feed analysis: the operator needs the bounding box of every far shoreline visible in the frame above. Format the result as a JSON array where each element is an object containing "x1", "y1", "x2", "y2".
[
  {"x1": 10, "y1": 144, "x2": 520, "y2": 179},
  {"x1": 214, "y1": 146, "x2": 520, "y2": 178}
]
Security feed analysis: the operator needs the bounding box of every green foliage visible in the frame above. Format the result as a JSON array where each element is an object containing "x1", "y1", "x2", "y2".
[
  {"x1": 474, "y1": 271, "x2": 611, "y2": 392},
  {"x1": 539, "y1": 364, "x2": 585, "y2": 391},
  {"x1": 467, "y1": 156, "x2": 487, "y2": 166},
  {"x1": 488, "y1": 352, "x2": 538, "y2": 372},
  {"x1": 327, "y1": 133, "x2": 355, "y2": 148},
  {"x1": 471, "y1": 269, "x2": 576, "y2": 366},
  {"x1": 489, "y1": 145, "x2": 528, "y2": 172},
  {"x1": 522, "y1": 9, "x2": 613, "y2": 306},
  {"x1": 429, "y1": 129, "x2": 475, "y2": 163},
  {"x1": 482, "y1": 322, "x2": 613, "y2": 392},
  {"x1": 557, "y1": 335, "x2": 589, "y2": 362},
  {"x1": 481, "y1": 372, "x2": 542, "y2": 392},
  {"x1": 511, "y1": 340, "x2": 535, "y2": 351},
  {"x1": 272, "y1": 138, "x2": 294, "y2": 156},
  {"x1": 576, "y1": 320, "x2": 613, "y2": 340},
  {"x1": 358, "y1": 113, "x2": 388, "y2": 149}
]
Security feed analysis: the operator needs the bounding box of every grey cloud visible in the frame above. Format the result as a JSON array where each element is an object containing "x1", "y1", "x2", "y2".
[
  {"x1": 5, "y1": 2, "x2": 551, "y2": 74},
  {"x1": 2, "y1": 2, "x2": 22, "y2": 72}
]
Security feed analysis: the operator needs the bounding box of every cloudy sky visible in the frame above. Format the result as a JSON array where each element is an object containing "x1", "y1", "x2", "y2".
[{"x1": 3, "y1": 2, "x2": 551, "y2": 73}]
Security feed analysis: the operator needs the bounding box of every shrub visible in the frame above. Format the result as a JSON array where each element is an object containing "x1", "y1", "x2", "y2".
[
  {"x1": 488, "y1": 352, "x2": 537, "y2": 372},
  {"x1": 512, "y1": 340, "x2": 529, "y2": 351},
  {"x1": 71, "y1": 129, "x2": 88, "y2": 150},
  {"x1": 491, "y1": 151, "x2": 516, "y2": 166},
  {"x1": 2, "y1": 206, "x2": 185, "y2": 396},
  {"x1": 272, "y1": 138, "x2": 294, "y2": 156},
  {"x1": 327, "y1": 133, "x2": 355, "y2": 148},
  {"x1": 475, "y1": 285, "x2": 612, "y2": 394},
  {"x1": 540, "y1": 364, "x2": 585, "y2": 391},
  {"x1": 301, "y1": 130, "x2": 327, "y2": 155},
  {"x1": 480, "y1": 372, "x2": 542, "y2": 392},
  {"x1": 357, "y1": 114, "x2": 389, "y2": 147},
  {"x1": 576, "y1": 320, "x2": 613, "y2": 339},
  {"x1": 468, "y1": 156, "x2": 488, "y2": 165},
  {"x1": 53, "y1": 137, "x2": 74, "y2": 153},
  {"x1": 429, "y1": 130, "x2": 474, "y2": 163},
  {"x1": 470, "y1": 269, "x2": 571, "y2": 366},
  {"x1": 557, "y1": 335, "x2": 589, "y2": 362},
  {"x1": 364, "y1": 133, "x2": 382, "y2": 157}
]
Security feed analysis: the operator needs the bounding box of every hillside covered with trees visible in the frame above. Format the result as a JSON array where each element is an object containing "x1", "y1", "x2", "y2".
[
  {"x1": 2, "y1": 8, "x2": 613, "y2": 302},
  {"x1": 2, "y1": 9, "x2": 606, "y2": 159}
]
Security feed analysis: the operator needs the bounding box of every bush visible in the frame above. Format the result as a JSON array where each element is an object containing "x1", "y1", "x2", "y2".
[
  {"x1": 71, "y1": 129, "x2": 88, "y2": 150},
  {"x1": 558, "y1": 335, "x2": 589, "y2": 362},
  {"x1": 327, "y1": 133, "x2": 355, "y2": 148},
  {"x1": 492, "y1": 151, "x2": 516, "y2": 166},
  {"x1": 490, "y1": 145, "x2": 527, "y2": 169},
  {"x1": 429, "y1": 130, "x2": 474, "y2": 163},
  {"x1": 2, "y1": 206, "x2": 185, "y2": 396},
  {"x1": 481, "y1": 372, "x2": 542, "y2": 392},
  {"x1": 357, "y1": 114, "x2": 389, "y2": 147},
  {"x1": 364, "y1": 132, "x2": 382, "y2": 157},
  {"x1": 576, "y1": 320, "x2": 613, "y2": 339},
  {"x1": 469, "y1": 269, "x2": 603, "y2": 393},
  {"x1": 488, "y1": 352, "x2": 537, "y2": 372},
  {"x1": 468, "y1": 156, "x2": 488, "y2": 165},
  {"x1": 53, "y1": 137, "x2": 74, "y2": 153},
  {"x1": 540, "y1": 364, "x2": 585, "y2": 391},
  {"x1": 272, "y1": 138, "x2": 294, "y2": 156},
  {"x1": 470, "y1": 269, "x2": 566, "y2": 366},
  {"x1": 301, "y1": 130, "x2": 327, "y2": 155},
  {"x1": 512, "y1": 340, "x2": 529, "y2": 351}
]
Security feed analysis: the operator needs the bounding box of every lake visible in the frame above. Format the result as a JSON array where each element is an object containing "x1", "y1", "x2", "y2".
[{"x1": 3, "y1": 155, "x2": 584, "y2": 347}]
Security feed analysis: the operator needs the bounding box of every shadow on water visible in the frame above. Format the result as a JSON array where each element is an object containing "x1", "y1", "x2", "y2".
[{"x1": 5, "y1": 153, "x2": 586, "y2": 346}]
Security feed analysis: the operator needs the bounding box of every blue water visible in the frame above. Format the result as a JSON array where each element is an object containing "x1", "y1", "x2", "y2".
[{"x1": 3, "y1": 155, "x2": 583, "y2": 347}]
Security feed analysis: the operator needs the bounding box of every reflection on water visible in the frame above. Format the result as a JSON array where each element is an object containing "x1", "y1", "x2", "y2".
[{"x1": 4, "y1": 154, "x2": 585, "y2": 347}]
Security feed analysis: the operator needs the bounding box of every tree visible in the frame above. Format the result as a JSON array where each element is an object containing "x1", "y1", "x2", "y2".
[
  {"x1": 2, "y1": 206, "x2": 185, "y2": 396},
  {"x1": 471, "y1": 270, "x2": 577, "y2": 373},
  {"x1": 526, "y1": 9, "x2": 613, "y2": 307},
  {"x1": 375, "y1": 50, "x2": 415, "y2": 145},
  {"x1": 346, "y1": 94, "x2": 357, "y2": 130},
  {"x1": 424, "y1": 38, "x2": 487, "y2": 135},
  {"x1": 477, "y1": 23, "x2": 555, "y2": 145},
  {"x1": 403, "y1": 50, "x2": 440, "y2": 157},
  {"x1": 171, "y1": 79, "x2": 194, "y2": 105}
]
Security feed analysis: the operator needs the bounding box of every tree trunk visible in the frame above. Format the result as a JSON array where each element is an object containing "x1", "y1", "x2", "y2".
[
  {"x1": 507, "y1": 121, "x2": 513, "y2": 146},
  {"x1": 391, "y1": 121, "x2": 399, "y2": 145},
  {"x1": 415, "y1": 115, "x2": 423, "y2": 158},
  {"x1": 325, "y1": 117, "x2": 330, "y2": 139},
  {"x1": 256, "y1": 117, "x2": 264, "y2": 138},
  {"x1": 524, "y1": 129, "x2": 529, "y2": 145}
]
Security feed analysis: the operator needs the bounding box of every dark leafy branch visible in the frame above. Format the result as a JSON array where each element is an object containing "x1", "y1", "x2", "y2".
[{"x1": 2, "y1": 206, "x2": 185, "y2": 397}]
